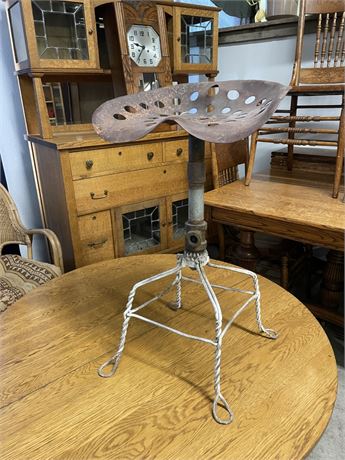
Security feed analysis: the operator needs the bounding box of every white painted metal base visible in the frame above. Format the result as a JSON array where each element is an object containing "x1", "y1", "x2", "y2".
[{"x1": 98, "y1": 251, "x2": 277, "y2": 425}]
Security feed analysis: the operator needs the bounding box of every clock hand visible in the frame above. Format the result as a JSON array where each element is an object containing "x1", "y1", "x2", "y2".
[
  {"x1": 137, "y1": 45, "x2": 145, "y2": 63},
  {"x1": 133, "y1": 42, "x2": 145, "y2": 48}
]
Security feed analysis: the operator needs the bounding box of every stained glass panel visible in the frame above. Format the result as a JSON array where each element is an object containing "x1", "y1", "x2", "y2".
[
  {"x1": 122, "y1": 206, "x2": 161, "y2": 255},
  {"x1": 172, "y1": 198, "x2": 188, "y2": 240},
  {"x1": 31, "y1": 1, "x2": 89, "y2": 60},
  {"x1": 181, "y1": 14, "x2": 213, "y2": 65}
]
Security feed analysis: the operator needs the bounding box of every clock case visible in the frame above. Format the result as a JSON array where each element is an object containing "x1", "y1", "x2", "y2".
[{"x1": 98, "y1": 0, "x2": 172, "y2": 95}]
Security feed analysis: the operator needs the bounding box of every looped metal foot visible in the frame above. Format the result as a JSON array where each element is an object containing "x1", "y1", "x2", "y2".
[
  {"x1": 260, "y1": 327, "x2": 278, "y2": 339},
  {"x1": 212, "y1": 393, "x2": 234, "y2": 425},
  {"x1": 98, "y1": 356, "x2": 120, "y2": 378}
]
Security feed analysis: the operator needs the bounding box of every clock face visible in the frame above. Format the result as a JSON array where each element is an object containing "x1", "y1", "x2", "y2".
[{"x1": 127, "y1": 25, "x2": 162, "y2": 67}]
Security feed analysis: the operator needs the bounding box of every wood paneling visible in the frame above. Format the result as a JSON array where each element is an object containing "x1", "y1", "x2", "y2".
[{"x1": 32, "y1": 143, "x2": 75, "y2": 271}]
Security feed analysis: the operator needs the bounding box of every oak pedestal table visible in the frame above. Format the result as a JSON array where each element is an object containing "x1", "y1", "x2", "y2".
[{"x1": 0, "y1": 255, "x2": 337, "y2": 459}]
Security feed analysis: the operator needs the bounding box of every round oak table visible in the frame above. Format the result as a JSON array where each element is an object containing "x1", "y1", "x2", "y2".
[{"x1": 0, "y1": 255, "x2": 337, "y2": 459}]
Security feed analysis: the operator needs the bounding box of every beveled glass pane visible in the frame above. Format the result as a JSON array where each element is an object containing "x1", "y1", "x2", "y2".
[
  {"x1": 172, "y1": 199, "x2": 188, "y2": 240},
  {"x1": 122, "y1": 206, "x2": 161, "y2": 255},
  {"x1": 180, "y1": 14, "x2": 213, "y2": 65},
  {"x1": 32, "y1": 1, "x2": 89, "y2": 61},
  {"x1": 34, "y1": 21, "x2": 45, "y2": 37},
  {"x1": 41, "y1": 47, "x2": 58, "y2": 58},
  {"x1": 65, "y1": 2, "x2": 80, "y2": 13},
  {"x1": 75, "y1": 5, "x2": 85, "y2": 24},
  {"x1": 36, "y1": 37, "x2": 47, "y2": 55},
  {"x1": 32, "y1": 2, "x2": 42, "y2": 20},
  {"x1": 76, "y1": 25, "x2": 86, "y2": 39},
  {"x1": 35, "y1": 1, "x2": 52, "y2": 11},
  {"x1": 52, "y1": 1, "x2": 64, "y2": 12},
  {"x1": 9, "y1": 2, "x2": 28, "y2": 63},
  {"x1": 58, "y1": 48, "x2": 72, "y2": 59},
  {"x1": 44, "y1": 12, "x2": 76, "y2": 48}
]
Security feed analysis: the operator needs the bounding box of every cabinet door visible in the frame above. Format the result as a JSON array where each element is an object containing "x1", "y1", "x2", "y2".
[
  {"x1": 166, "y1": 193, "x2": 188, "y2": 251},
  {"x1": 173, "y1": 7, "x2": 218, "y2": 74},
  {"x1": 113, "y1": 198, "x2": 167, "y2": 257},
  {"x1": 77, "y1": 211, "x2": 115, "y2": 267},
  {"x1": 12, "y1": 0, "x2": 98, "y2": 71}
]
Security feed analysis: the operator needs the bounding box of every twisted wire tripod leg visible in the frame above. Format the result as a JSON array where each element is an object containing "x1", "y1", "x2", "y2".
[
  {"x1": 98, "y1": 264, "x2": 181, "y2": 378},
  {"x1": 197, "y1": 263, "x2": 234, "y2": 425},
  {"x1": 167, "y1": 268, "x2": 183, "y2": 311},
  {"x1": 207, "y1": 261, "x2": 278, "y2": 339}
]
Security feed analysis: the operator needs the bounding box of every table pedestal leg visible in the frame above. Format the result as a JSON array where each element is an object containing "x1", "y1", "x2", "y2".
[
  {"x1": 231, "y1": 230, "x2": 259, "y2": 271},
  {"x1": 320, "y1": 250, "x2": 344, "y2": 310}
]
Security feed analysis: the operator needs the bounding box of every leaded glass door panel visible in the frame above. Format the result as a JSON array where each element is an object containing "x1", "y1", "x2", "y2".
[
  {"x1": 10, "y1": 0, "x2": 98, "y2": 71},
  {"x1": 114, "y1": 198, "x2": 167, "y2": 257},
  {"x1": 173, "y1": 7, "x2": 218, "y2": 74}
]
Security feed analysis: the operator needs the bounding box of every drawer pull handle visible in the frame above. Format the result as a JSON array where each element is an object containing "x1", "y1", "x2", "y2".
[
  {"x1": 87, "y1": 239, "x2": 107, "y2": 248},
  {"x1": 90, "y1": 190, "x2": 108, "y2": 200},
  {"x1": 147, "y1": 151, "x2": 154, "y2": 161},
  {"x1": 176, "y1": 148, "x2": 183, "y2": 156},
  {"x1": 85, "y1": 159, "x2": 94, "y2": 170}
]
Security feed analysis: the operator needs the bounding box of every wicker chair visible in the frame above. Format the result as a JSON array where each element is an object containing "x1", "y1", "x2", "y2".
[{"x1": 0, "y1": 184, "x2": 63, "y2": 312}]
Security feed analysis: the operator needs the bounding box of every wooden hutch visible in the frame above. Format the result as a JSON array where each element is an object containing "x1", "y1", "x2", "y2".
[{"x1": 5, "y1": 0, "x2": 220, "y2": 270}]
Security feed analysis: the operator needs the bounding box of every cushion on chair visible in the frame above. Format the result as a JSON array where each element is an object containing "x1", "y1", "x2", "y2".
[{"x1": 0, "y1": 255, "x2": 61, "y2": 312}]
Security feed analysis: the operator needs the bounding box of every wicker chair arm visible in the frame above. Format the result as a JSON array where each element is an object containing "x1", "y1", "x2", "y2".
[{"x1": 26, "y1": 228, "x2": 64, "y2": 274}]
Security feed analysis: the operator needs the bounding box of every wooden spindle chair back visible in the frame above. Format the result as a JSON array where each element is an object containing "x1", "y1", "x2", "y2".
[
  {"x1": 292, "y1": 0, "x2": 345, "y2": 86},
  {"x1": 210, "y1": 139, "x2": 249, "y2": 260},
  {"x1": 211, "y1": 139, "x2": 249, "y2": 189},
  {"x1": 245, "y1": 0, "x2": 345, "y2": 199}
]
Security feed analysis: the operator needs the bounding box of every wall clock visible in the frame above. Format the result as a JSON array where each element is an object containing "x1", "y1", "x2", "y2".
[
  {"x1": 126, "y1": 24, "x2": 162, "y2": 68},
  {"x1": 99, "y1": 0, "x2": 172, "y2": 95}
]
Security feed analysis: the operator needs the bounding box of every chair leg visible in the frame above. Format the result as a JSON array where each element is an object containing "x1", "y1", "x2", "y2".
[
  {"x1": 287, "y1": 95, "x2": 298, "y2": 171},
  {"x1": 333, "y1": 99, "x2": 344, "y2": 199},
  {"x1": 245, "y1": 131, "x2": 258, "y2": 185}
]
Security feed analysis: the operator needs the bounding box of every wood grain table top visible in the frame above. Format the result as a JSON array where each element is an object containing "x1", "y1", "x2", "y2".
[
  {"x1": 204, "y1": 169, "x2": 345, "y2": 250},
  {"x1": 0, "y1": 255, "x2": 337, "y2": 459}
]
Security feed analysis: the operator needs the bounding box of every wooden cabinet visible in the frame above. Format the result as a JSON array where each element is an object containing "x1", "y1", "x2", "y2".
[
  {"x1": 8, "y1": 0, "x2": 99, "y2": 72},
  {"x1": 30, "y1": 130, "x2": 213, "y2": 270},
  {"x1": 6, "y1": 0, "x2": 219, "y2": 271}
]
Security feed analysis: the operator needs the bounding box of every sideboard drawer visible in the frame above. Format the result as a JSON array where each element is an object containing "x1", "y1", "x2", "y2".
[
  {"x1": 70, "y1": 142, "x2": 163, "y2": 179},
  {"x1": 74, "y1": 163, "x2": 189, "y2": 215},
  {"x1": 164, "y1": 138, "x2": 211, "y2": 162},
  {"x1": 77, "y1": 211, "x2": 115, "y2": 266},
  {"x1": 164, "y1": 139, "x2": 189, "y2": 162}
]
